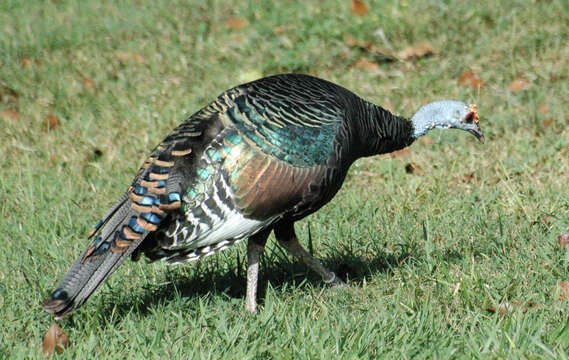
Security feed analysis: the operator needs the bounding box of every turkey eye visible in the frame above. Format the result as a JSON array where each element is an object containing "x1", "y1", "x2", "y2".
[{"x1": 464, "y1": 112, "x2": 474, "y2": 123}]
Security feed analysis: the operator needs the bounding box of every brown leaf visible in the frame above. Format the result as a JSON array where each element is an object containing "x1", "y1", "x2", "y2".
[
  {"x1": 397, "y1": 43, "x2": 435, "y2": 61},
  {"x1": 353, "y1": 58, "x2": 380, "y2": 73},
  {"x1": 405, "y1": 162, "x2": 423, "y2": 175},
  {"x1": 542, "y1": 118, "x2": 554, "y2": 127},
  {"x1": 508, "y1": 78, "x2": 531, "y2": 92},
  {"x1": 421, "y1": 136, "x2": 434, "y2": 145},
  {"x1": 44, "y1": 115, "x2": 60, "y2": 130},
  {"x1": 531, "y1": 217, "x2": 551, "y2": 227},
  {"x1": 225, "y1": 18, "x2": 249, "y2": 30},
  {"x1": 559, "y1": 234, "x2": 569, "y2": 248},
  {"x1": 538, "y1": 104, "x2": 549, "y2": 115},
  {"x1": 274, "y1": 26, "x2": 286, "y2": 34},
  {"x1": 487, "y1": 302, "x2": 514, "y2": 315},
  {"x1": 344, "y1": 35, "x2": 358, "y2": 47},
  {"x1": 487, "y1": 301, "x2": 536, "y2": 315},
  {"x1": 459, "y1": 70, "x2": 484, "y2": 89},
  {"x1": 390, "y1": 147, "x2": 409, "y2": 158},
  {"x1": 344, "y1": 35, "x2": 398, "y2": 63},
  {"x1": 1, "y1": 109, "x2": 20, "y2": 121},
  {"x1": 83, "y1": 77, "x2": 95, "y2": 90},
  {"x1": 134, "y1": 53, "x2": 145, "y2": 64},
  {"x1": 22, "y1": 58, "x2": 31, "y2": 68},
  {"x1": 42, "y1": 322, "x2": 69, "y2": 356},
  {"x1": 559, "y1": 281, "x2": 569, "y2": 300},
  {"x1": 351, "y1": 0, "x2": 369, "y2": 15},
  {"x1": 451, "y1": 172, "x2": 475, "y2": 184}
]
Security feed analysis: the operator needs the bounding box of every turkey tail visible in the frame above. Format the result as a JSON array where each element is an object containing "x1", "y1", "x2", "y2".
[
  {"x1": 44, "y1": 117, "x2": 193, "y2": 318},
  {"x1": 43, "y1": 192, "x2": 150, "y2": 319}
]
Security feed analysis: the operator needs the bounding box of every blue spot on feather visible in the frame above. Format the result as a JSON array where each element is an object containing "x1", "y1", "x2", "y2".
[
  {"x1": 187, "y1": 189, "x2": 197, "y2": 199},
  {"x1": 197, "y1": 168, "x2": 210, "y2": 180},
  {"x1": 226, "y1": 131, "x2": 242, "y2": 145},
  {"x1": 140, "y1": 196, "x2": 155, "y2": 206},
  {"x1": 142, "y1": 212, "x2": 161, "y2": 224},
  {"x1": 128, "y1": 216, "x2": 145, "y2": 233},
  {"x1": 51, "y1": 289, "x2": 67, "y2": 301},
  {"x1": 118, "y1": 226, "x2": 131, "y2": 240},
  {"x1": 169, "y1": 192, "x2": 181, "y2": 202},
  {"x1": 93, "y1": 241, "x2": 110, "y2": 256},
  {"x1": 134, "y1": 185, "x2": 146, "y2": 195},
  {"x1": 207, "y1": 148, "x2": 222, "y2": 162}
]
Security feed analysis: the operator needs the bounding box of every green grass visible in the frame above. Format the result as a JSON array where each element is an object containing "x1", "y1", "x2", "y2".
[{"x1": 1, "y1": 0, "x2": 568, "y2": 358}]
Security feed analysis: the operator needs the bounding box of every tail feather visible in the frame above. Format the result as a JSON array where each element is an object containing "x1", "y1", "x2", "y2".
[
  {"x1": 44, "y1": 117, "x2": 193, "y2": 318},
  {"x1": 44, "y1": 194, "x2": 148, "y2": 319}
]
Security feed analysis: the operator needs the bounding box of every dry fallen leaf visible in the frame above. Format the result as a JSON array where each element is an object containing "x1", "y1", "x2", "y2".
[
  {"x1": 134, "y1": 53, "x2": 145, "y2": 64},
  {"x1": 44, "y1": 115, "x2": 60, "y2": 130},
  {"x1": 488, "y1": 302, "x2": 514, "y2": 315},
  {"x1": 508, "y1": 78, "x2": 531, "y2": 92},
  {"x1": 274, "y1": 25, "x2": 286, "y2": 35},
  {"x1": 459, "y1": 70, "x2": 484, "y2": 89},
  {"x1": 225, "y1": 17, "x2": 249, "y2": 30},
  {"x1": 538, "y1": 104, "x2": 549, "y2": 115},
  {"x1": 451, "y1": 172, "x2": 476, "y2": 184},
  {"x1": 22, "y1": 58, "x2": 31, "y2": 68},
  {"x1": 542, "y1": 118, "x2": 554, "y2": 127},
  {"x1": 397, "y1": 43, "x2": 435, "y2": 61},
  {"x1": 488, "y1": 301, "x2": 536, "y2": 315},
  {"x1": 351, "y1": 0, "x2": 369, "y2": 15},
  {"x1": 559, "y1": 281, "x2": 569, "y2": 300},
  {"x1": 353, "y1": 58, "x2": 381, "y2": 73},
  {"x1": 83, "y1": 77, "x2": 95, "y2": 90},
  {"x1": 42, "y1": 322, "x2": 69, "y2": 356},
  {"x1": 559, "y1": 234, "x2": 569, "y2": 248},
  {"x1": 344, "y1": 35, "x2": 398, "y2": 63},
  {"x1": 1, "y1": 109, "x2": 20, "y2": 121},
  {"x1": 405, "y1": 162, "x2": 423, "y2": 175}
]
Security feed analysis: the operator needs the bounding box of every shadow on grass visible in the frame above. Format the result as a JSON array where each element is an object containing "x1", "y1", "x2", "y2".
[
  {"x1": 71, "y1": 238, "x2": 467, "y2": 327},
  {"x1": 80, "y1": 240, "x2": 434, "y2": 326}
]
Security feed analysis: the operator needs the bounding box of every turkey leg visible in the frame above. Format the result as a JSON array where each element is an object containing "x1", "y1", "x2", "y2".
[
  {"x1": 246, "y1": 228, "x2": 271, "y2": 314},
  {"x1": 274, "y1": 222, "x2": 344, "y2": 286}
]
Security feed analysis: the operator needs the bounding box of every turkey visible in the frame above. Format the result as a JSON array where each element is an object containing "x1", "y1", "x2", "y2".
[{"x1": 44, "y1": 73, "x2": 483, "y2": 317}]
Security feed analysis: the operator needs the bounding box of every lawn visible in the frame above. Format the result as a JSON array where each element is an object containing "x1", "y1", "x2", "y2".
[{"x1": 1, "y1": 0, "x2": 568, "y2": 358}]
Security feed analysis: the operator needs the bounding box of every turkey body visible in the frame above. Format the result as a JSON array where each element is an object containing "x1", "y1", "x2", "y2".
[
  {"x1": 44, "y1": 74, "x2": 420, "y2": 318},
  {"x1": 135, "y1": 74, "x2": 412, "y2": 263}
]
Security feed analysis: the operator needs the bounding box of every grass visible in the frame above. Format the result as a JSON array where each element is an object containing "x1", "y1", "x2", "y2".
[{"x1": 1, "y1": 0, "x2": 568, "y2": 358}]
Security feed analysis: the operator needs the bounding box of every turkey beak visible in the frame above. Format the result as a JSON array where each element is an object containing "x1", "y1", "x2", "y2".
[{"x1": 469, "y1": 125, "x2": 485, "y2": 143}]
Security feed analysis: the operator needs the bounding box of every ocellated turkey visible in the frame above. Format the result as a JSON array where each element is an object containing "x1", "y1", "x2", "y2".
[{"x1": 44, "y1": 73, "x2": 483, "y2": 317}]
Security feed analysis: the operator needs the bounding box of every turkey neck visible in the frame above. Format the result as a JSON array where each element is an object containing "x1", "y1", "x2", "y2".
[{"x1": 352, "y1": 100, "x2": 414, "y2": 158}]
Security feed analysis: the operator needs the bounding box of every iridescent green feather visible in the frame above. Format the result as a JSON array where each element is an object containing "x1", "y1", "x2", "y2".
[{"x1": 226, "y1": 96, "x2": 341, "y2": 167}]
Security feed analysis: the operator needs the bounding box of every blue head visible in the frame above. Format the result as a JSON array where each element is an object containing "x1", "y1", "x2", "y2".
[{"x1": 411, "y1": 100, "x2": 484, "y2": 143}]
